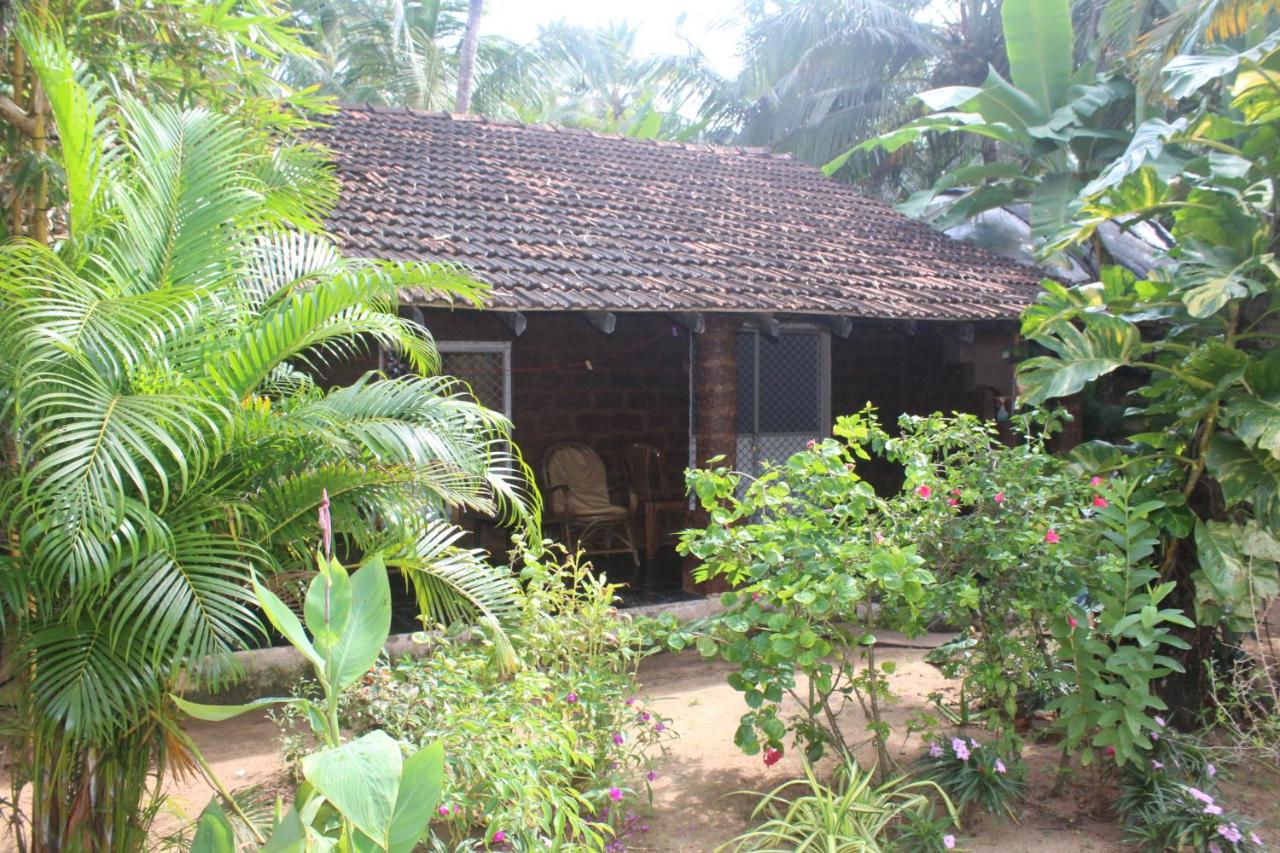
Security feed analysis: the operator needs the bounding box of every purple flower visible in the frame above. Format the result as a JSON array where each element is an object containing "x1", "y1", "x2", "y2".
[
  {"x1": 1206, "y1": 763, "x2": 1217, "y2": 779},
  {"x1": 929, "y1": 742, "x2": 944, "y2": 758},
  {"x1": 1219, "y1": 824, "x2": 1243, "y2": 844},
  {"x1": 1154, "y1": 715, "x2": 1166, "y2": 727},
  {"x1": 943, "y1": 835, "x2": 956, "y2": 849},
  {"x1": 1251, "y1": 832, "x2": 1263, "y2": 845},
  {"x1": 613, "y1": 732, "x2": 625, "y2": 745},
  {"x1": 625, "y1": 696, "x2": 636, "y2": 706},
  {"x1": 969, "y1": 738, "x2": 978, "y2": 749},
  {"x1": 647, "y1": 770, "x2": 658, "y2": 781},
  {"x1": 640, "y1": 711, "x2": 651, "y2": 722},
  {"x1": 1151, "y1": 760, "x2": 1163, "y2": 770},
  {"x1": 1187, "y1": 787, "x2": 1215, "y2": 805},
  {"x1": 1205, "y1": 804, "x2": 1224, "y2": 816},
  {"x1": 655, "y1": 721, "x2": 666, "y2": 732},
  {"x1": 994, "y1": 759, "x2": 1006, "y2": 774},
  {"x1": 951, "y1": 737, "x2": 970, "y2": 761},
  {"x1": 566, "y1": 692, "x2": 578, "y2": 704},
  {"x1": 609, "y1": 786, "x2": 623, "y2": 802},
  {"x1": 1210, "y1": 845, "x2": 1223, "y2": 853}
]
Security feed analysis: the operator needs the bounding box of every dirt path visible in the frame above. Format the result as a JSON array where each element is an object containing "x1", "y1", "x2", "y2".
[{"x1": 138, "y1": 629, "x2": 1280, "y2": 851}]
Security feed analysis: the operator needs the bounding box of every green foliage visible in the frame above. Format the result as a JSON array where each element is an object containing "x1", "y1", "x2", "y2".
[
  {"x1": 916, "y1": 736, "x2": 1026, "y2": 821},
  {"x1": 717, "y1": 756, "x2": 958, "y2": 853},
  {"x1": 670, "y1": 407, "x2": 936, "y2": 767},
  {"x1": 321, "y1": 544, "x2": 671, "y2": 850},
  {"x1": 0, "y1": 24, "x2": 535, "y2": 851},
  {"x1": 181, "y1": 550, "x2": 445, "y2": 852},
  {"x1": 1115, "y1": 728, "x2": 1264, "y2": 852}
]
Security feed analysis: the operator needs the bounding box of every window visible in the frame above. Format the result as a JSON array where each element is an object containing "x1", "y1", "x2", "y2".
[{"x1": 437, "y1": 341, "x2": 512, "y2": 417}]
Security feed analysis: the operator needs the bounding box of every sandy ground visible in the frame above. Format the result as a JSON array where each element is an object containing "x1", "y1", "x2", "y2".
[{"x1": 150, "y1": 628, "x2": 1279, "y2": 852}]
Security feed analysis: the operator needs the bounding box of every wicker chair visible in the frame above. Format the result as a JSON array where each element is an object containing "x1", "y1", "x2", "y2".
[{"x1": 542, "y1": 442, "x2": 640, "y2": 568}]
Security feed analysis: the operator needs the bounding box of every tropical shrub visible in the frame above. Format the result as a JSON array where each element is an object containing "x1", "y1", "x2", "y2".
[
  {"x1": 916, "y1": 736, "x2": 1026, "y2": 821},
  {"x1": 178, "y1": 530, "x2": 446, "y2": 851},
  {"x1": 0, "y1": 25, "x2": 534, "y2": 851},
  {"x1": 289, "y1": 544, "x2": 671, "y2": 850},
  {"x1": 717, "y1": 756, "x2": 958, "y2": 853}
]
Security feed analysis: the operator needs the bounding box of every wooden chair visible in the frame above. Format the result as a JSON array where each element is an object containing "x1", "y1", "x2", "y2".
[
  {"x1": 625, "y1": 443, "x2": 687, "y2": 562},
  {"x1": 542, "y1": 442, "x2": 640, "y2": 568}
]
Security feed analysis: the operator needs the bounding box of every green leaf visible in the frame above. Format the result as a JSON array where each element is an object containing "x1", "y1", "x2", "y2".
[
  {"x1": 304, "y1": 557, "x2": 353, "y2": 651},
  {"x1": 172, "y1": 694, "x2": 295, "y2": 722},
  {"x1": 261, "y1": 805, "x2": 307, "y2": 853},
  {"x1": 327, "y1": 555, "x2": 392, "y2": 690},
  {"x1": 302, "y1": 730, "x2": 403, "y2": 847},
  {"x1": 388, "y1": 741, "x2": 444, "y2": 853},
  {"x1": 1082, "y1": 118, "x2": 1187, "y2": 198},
  {"x1": 1206, "y1": 433, "x2": 1280, "y2": 525},
  {"x1": 1194, "y1": 519, "x2": 1280, "y2": 629},
  {"x1": 191, "y1": 799, "x2": 237, "y2": 853},
  {"x1": 1001, "y1": 0, "x2": 1073, "y2": 114},
  {"x1": 1018, "y1": 313, "x2": 1142, "y2": 404},
  {"x1": 254, "y1": 578, "x2": 325, "y2": 671}
]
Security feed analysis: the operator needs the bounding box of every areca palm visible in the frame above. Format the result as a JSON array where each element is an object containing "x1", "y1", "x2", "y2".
[{"x1": 1, "y1": 22, "x2": 535, "y2": 852}]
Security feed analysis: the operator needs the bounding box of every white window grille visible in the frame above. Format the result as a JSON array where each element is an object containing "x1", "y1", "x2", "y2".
[{"x1": 436, "y1": 341, "x2": 512, "y2": 417}]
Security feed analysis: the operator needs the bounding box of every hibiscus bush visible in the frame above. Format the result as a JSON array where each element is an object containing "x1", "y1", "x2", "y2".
[
  {"x1": 666, "y1": 407, "x2": 1196, "y2": 775},
  {"x1": 276, "y1": 544, "x2": 672, "y2": 851}
]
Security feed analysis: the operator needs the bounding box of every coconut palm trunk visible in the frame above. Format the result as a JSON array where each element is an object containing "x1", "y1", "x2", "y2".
[{"x1": 454, "y1": 0, "x2": 484, "y2": 112}]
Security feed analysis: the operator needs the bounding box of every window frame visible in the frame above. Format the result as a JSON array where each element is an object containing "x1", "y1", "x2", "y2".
[{"x1": 436, "y1": 340, "x2": 513, "y2": 418}]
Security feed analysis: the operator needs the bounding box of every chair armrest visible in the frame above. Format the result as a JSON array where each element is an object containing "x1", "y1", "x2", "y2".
[{"x1": 610, "y1": 484, "x2": 639, "y2": 513}]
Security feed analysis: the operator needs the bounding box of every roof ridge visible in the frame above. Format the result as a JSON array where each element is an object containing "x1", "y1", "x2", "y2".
[{"x1": 333, "y1": 101, "x2": 794, "y2": 160}]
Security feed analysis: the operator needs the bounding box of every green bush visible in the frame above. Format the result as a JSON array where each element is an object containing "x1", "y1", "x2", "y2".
[{"x1": 312, "y1": 544, "x2": 671, "y2": 850}]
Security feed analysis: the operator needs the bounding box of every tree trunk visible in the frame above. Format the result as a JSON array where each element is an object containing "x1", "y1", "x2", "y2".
[{"x1": 453, "y1": 0, "x2": 484, "y2": 114}]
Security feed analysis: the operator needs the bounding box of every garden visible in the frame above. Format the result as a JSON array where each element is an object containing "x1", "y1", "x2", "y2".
[{"x1": 0, "y1": 0, "x2": 1279, "y2": 851}]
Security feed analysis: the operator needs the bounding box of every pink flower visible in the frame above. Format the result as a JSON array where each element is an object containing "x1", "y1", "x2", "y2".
[
  {"x1": 951, "y1": 488, "x2": 962, "y2": 496},
  {"x1": 1187, "y1": 787, "x2": 1215, "y2": 805},
  {"x1": 640, "y1": 711, "x2": 651, "y2": 722},
  {"x1": 613, "y1": 732, "x2": 625, "y2": 745},
  {"x1": 566, "y1": 692, "x2": 578, "y2": 704},
  {"x1": 438, "y1": 805, "x2": 450, "y2": 815},
  {"x1": 917, "y1": 485, "x2": 932, "y2": 498},
  {"x1": 751, "y1": 591, "x2": 763, "y2": 601},
  {"x1": 944, "y1": 835, "x2": 956, "y2": 849},
  {"x1": 929, "y1": 742, "x2": 944, "y2": 758},
  {"x1": 805, "y1": 439, "x2": 816, "y2": 450},
  {"x1": 318, "y1": 488, "x2": 333, "y2": 559},
  {"x1": 1154, "y1": 715, "x2": 1166, "y2": 727},
  {"x1": 994, "y1": 759, "x2": 1007, "y2": 774},
  {"x1": 1045, "y1": 530, "x2": 1060, "y2": 544},
  {"x1": 1068, "y1": 614, "x2": 1078, "y2": 629},
  {"x1": 625, "y1": 697, "x2": 635, "y2": 706},
  {"x1": 492, "y1": 830, "x2": 507, "y2": 843},
  {"x1": 1219, "y1": 824, "x2": 1243, "y2": 844},
  {"x1": 1104, "y1": 746, "x2": 1116, "y2": 757},
  {"x1": 1090, "y1": 476, "x2": 1102, "y2": 486},
  {"x1": 647, "y1": 770, "x2": 658, "y2": 782},
  {"x1": 993, "y1": 492, "x2": 1005, "y2": 504},
  {"x1": 1205, "y1": 804, "x2": 1224, "y2": 816},
  {"x1": 453, "y1": 805, "x2": 461, "y2": 814},
  {"x1": 947, "y1": 498, "x2": 959, "y2": 507},
  {"x1": 609, "y1": 786, "x2": 623, "y2": 802},
  {"x1": 1206, "y1": 763, "x2": 1216, "y2": 778},
  {"x1": 951, "y1": 737, "x2": 970, "y2": 761},
  {"x1": 1151, "y1": 760, "x2": 1163, "y2": 770},
  {"x1": 654, "y1": 721, "x2": 666, "y2": 732},
  {"x1": 874, "y1": 532, "x2": 885, "y2": 543},
  {"x1": 1251, "y1": 833, "x2": 1263, "y2": 846},
  {"x1": 1093, "y1": 496, "x2": 1108, "y2": 508},
  {"x1": 763, "y1": 747, "x2": 782, "y2": 766}
]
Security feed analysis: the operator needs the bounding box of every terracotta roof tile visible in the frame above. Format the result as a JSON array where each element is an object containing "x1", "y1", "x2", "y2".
[{"x1": 313, "y1": 105, "x2": 1044, "y2": 320}]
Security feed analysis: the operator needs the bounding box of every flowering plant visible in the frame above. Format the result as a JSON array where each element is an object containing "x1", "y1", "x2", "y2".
[{"x1": 916, "y1": 735, "x2": 1026, "y2": 820}]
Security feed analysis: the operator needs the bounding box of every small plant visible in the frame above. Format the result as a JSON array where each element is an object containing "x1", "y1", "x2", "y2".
[
  {"x1": 915, "y1": 736, "x2": 1026, "y2": 821},
  {"x1": 175, "y1": 496, "x2": 445, "y2": 850},
  {"x1": 717, "y1": 756, "x2": 958, "y2": 853},
  {"x1": 1116, "y1": 725, "x2": 1267, "y2": 852}
]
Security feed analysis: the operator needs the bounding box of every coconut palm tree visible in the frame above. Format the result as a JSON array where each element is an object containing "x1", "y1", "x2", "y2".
[{"x1": 0, "y1": 22, "x2": 536, "y2": 851}]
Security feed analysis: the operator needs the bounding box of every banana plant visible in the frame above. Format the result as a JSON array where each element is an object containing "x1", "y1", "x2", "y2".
[
  {"x1": 832, "y1": 0, "x2": 1135, "y2": 246},
  {"x1": 176, "y1": 497, "x2": 444, "y2": 852}
]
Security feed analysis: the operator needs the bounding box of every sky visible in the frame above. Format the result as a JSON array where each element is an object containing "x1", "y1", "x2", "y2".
[{"x1": 484, "y1": 0, "x2": 746, "y2": 77}]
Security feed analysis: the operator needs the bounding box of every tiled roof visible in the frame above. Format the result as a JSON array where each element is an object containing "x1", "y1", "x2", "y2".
[{"x1": 314, "y1": 105, "x2": 1044, "y2": 320}]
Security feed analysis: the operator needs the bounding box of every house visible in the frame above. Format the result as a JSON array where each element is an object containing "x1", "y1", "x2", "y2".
[{"x1": 312, "y1": 105, "x2": 1045, "y2": 590}]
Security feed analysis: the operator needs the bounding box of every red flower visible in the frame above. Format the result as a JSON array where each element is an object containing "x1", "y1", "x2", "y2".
[
  {"x1": 763, "y1": 748, "x2": 782, "y2": 766},
  {"x1": 1045, "y1": 530, "x2": 1060, "y2": 544},
  {"x1": 951, "y1": 488, "x2": 962, "y2": 496},
  {"x1": 1068, "y1": 614, "x2": 1078, "y2": 629},
  {"x1": 917, "y1": 485, "x2": 932, "y2": 498},
  {"x1": 993, "y1": 492, "x2": 1005, "y2": 504},
  {"x1": 1093, "y1": 496, "x2": 1108, "y2": 508},
  {"x1": 947, "y1": 498, "x2": 959, "y2": 507}
]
